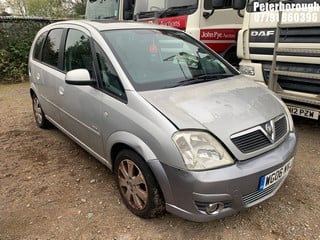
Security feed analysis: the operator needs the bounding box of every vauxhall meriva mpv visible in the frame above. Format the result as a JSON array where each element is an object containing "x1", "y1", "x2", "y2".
[{"x1": 29, "y1": 20, "x2": 297, "y2": 222}]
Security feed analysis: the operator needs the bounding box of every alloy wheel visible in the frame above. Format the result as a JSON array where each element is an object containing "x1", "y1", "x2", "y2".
[{"x1": 117, "y1": 159, "x2": 148, "y2": 210}]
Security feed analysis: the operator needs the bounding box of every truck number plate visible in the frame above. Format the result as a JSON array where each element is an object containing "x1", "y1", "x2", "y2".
[{"x1": 287, "y1": 105, "x2": 319, "y2": 120}]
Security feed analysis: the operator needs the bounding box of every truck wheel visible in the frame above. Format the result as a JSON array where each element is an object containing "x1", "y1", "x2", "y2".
[{"x1": 115, "y1": 150, "x2": 165, "y2": 218}]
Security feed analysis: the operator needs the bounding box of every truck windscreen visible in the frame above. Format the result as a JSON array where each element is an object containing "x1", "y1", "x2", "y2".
[
  {"x1": 134, "y1": 0, "x2": 198, "y2": 19},
  {"x1": 86, "y1": 0, "x2": 119, "y2": 20}
]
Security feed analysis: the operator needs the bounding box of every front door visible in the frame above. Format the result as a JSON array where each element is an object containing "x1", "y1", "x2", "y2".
[{"x1": 57, "y1": 27, "x2": 105, "y2": 157}]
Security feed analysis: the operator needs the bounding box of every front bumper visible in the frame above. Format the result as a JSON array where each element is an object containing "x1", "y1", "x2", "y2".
[{"x1": 148, "y1": 132, "x2": 297, "y2": 222}]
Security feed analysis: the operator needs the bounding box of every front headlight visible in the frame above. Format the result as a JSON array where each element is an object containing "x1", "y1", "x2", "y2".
[
  {"x1": 239, "y1": 65, "x2": 255, "y2": 76},
  {"x1": 172, "y1": 131, "x2": 234, "y2": 170}
]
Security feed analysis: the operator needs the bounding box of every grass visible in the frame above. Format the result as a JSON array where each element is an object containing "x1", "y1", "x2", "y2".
[
  {"x1": 0, "y1": 82, "x2": 29, "y2": 98},
  {"x1": 0, "y1": 84, "x2": 13, "y2": 95}
]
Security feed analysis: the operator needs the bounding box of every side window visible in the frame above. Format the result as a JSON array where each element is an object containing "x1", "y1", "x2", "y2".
[
  {"x1": 123, "y1": 0, "x2": 135, "y2": 20},
  {"x1": 95, "y1": 44, "x2": 126, "y2": 100},
  {"x1": 204, "y1": 0, "x2": 232, "y2": 10},
  {"x1": 42, "y1": 29, "x2": 63, "y2": 68},
  {"x1": 64, "y1": 29, "x2": 93, "y2": 76},
  {"x1": 224, "y1": 0, "x2": 232, "y2": 8},
  {"x1": 33, "y1": 31, "x2": 47, "y2": 61}
]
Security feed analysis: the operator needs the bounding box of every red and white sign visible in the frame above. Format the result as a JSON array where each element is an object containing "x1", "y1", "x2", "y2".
[
  {"x1": 200, "y1": 28, "x2": 239, "y2": 53},
  {"x1": 144, "y1": 15, "x2": 188, "y2": 30},
  {"x1": 200, "y1": 29, "x2": 238, "y2": 41}
]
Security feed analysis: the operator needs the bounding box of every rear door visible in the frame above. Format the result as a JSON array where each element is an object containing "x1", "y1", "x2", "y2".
[{"x1": 31, "y1": 28, "x2": 64, "y2": 123}]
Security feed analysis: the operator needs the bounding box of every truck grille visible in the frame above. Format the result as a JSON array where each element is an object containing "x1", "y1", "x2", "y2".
[
  {"x1": 262, "y1": 62, "x2": 320, "y2": 95},
  {"x1": 231, "y1": 115, "x2": 288, "y2": 154}
]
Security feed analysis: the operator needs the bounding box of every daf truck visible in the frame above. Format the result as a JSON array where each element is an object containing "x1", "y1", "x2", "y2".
[{"x1": 228, "y1": 0, "x2": 320, "y2": 120}]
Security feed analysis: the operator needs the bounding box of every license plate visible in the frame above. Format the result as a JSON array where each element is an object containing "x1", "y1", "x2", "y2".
[
  {"x1": 287, "y1": 105, "x2": 319, "y2": 120},
  {"x1": 258, "y1": 159, "x2": 293, "y2": 191}
]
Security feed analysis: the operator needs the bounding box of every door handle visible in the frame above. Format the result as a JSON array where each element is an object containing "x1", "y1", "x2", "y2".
[
  {"x1": 36, "y1": 73, "x2": 40, "y2": 81},
  {"x1": 58, "y1": 86, "x2": 64, "y2": 96}
]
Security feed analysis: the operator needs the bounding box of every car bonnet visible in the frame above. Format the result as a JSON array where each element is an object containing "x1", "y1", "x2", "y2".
[{"x1": 139, "y1": 75, "x2": 285, "y2": 160}]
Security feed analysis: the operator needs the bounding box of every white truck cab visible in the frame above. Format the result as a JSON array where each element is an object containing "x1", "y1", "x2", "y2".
[{"x1": 85, "y1": 0, "x2": 243, "y2": 65}]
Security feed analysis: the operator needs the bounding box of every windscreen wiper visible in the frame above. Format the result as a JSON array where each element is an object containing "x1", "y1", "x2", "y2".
[
  {"x1": 194, "y1": 73, "x2": 234, "y2": 80},
  {"x1": 159, "y1": 5, "x2": 197, "y2": 18},
  {"x1": 102, "y1": 16, "x2": 117, "y2": 19},
  {"x1": 170, "y1": 74, "x2": 234, "y2": 87},
  {"x1": 135, "y1": 11, "x2": 159, "y2": 19}
]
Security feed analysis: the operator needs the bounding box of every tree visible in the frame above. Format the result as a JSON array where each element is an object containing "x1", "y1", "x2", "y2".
[
  {"x1": 7, "y1": 0, "x2": 27, "y2": 16},
  {"x1": 27, "y1": 0, "x2": 64, "y2": 18},
  {"x1": 7, "y1": 0, "x2": 86, "y2": 18},
  {"x1": 72, "y1": 0, "x2": 86, "y2": 17}
]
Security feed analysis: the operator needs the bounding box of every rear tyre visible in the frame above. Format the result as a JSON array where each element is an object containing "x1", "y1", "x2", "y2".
[
  {"x1": 115, "y1": 150, "x2": 165, "y2": 218},
  {"x1": 32, "y1": 94, "x2": 49, "y2": 129}
]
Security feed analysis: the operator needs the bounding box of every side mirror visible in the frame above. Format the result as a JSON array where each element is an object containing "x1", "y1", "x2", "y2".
[
  {"x1": 65, "y1": 69, "x2": 96, "y2": 86},
  {"x1": 211, "y1": 0, "x2": 224, "y2": 9},
  {"x1": 233, "y1": 0, "x2": 246, "y2": 10}
]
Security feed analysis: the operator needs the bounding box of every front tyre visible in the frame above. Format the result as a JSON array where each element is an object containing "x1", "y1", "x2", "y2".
[
  {"x1": 115, "y1": 150, "x2": 165, "y2": 218},
  {"x1": 32, "y1": 94, "x2": 49, "y2": 129}
]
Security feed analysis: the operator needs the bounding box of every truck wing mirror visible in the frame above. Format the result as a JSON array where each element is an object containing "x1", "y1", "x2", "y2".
[
  {"x1": 233, "y1": 0, "x2": 246, "y2": 10},
  {"x1": 203, "y1": 0, "x2": 224, "y2": 19}
]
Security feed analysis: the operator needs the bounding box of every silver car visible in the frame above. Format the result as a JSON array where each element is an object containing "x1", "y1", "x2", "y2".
[{"x1": 29, "y1": 20, "x2": 296, "y2": 222}]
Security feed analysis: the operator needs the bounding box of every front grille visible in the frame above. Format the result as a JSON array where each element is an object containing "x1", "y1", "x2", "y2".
[
  {"x1": 242, "y1": 180, "x2": 281, "y2": 206},
  {"x1": 275, "y1": 116, "x2": 287, "y2": 141},
  {"x1": 262, "y1": 62, "x2": 320, "y2": 95},
  {"x1": 231, "y1": 130, "x2": 270, "y2": 154},
  {"x1": 231, "y1": 115, "x2": 288, "y2": 154}
]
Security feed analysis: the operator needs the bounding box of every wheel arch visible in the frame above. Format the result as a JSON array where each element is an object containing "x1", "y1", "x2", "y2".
[
  {"x1": 107, "y1": 131, "x2": 174, "y2": 204},
  {"x1": 29, "y1": 82, "x2": 38, "y2": 98},
  {"x1": 30, "y1": 88, "x2": 36, "y2": 98},
  {"x1": 220, "y1": 44, "x2": 240, "y2": 67},
  {"x1": 106, "y1": 131, "x2": 157, "y2": 172},
  {"x1": 220, "y1": 44, "x2": 237, "y2": 58}
]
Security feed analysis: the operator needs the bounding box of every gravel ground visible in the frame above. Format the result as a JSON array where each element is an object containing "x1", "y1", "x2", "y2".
[{"x1": 0, "y1": 82, "x2": 319, "y2": 240}]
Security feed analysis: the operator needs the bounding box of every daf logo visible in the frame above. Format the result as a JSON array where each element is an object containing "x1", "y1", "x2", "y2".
[
  {"x1": 251, "y1": 30, "x2": 275, "y2": 37},
  {"x1": 264, "y1": 120, "x2": 276, "y2": 143}
]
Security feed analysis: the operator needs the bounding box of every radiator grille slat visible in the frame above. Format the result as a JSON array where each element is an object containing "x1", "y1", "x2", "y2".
[
  {"x1": 275, "y1": 117, "x2": 287, "y2": 141},
  {"x1": 242, "y1": 181, "x2": 282, "y2": 206},
  {"x1": 231, "y1": 115, "x2": 288, "y2": 154}
]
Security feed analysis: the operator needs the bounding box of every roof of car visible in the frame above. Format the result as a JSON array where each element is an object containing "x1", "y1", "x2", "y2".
[{"x1": 51, "y1": 19, "x2": 176, "y2": 32}]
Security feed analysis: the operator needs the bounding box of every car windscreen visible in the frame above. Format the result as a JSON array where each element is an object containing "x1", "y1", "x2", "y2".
[{"x1": 101, "y1": 29, "x2": 238, "y2": 91}]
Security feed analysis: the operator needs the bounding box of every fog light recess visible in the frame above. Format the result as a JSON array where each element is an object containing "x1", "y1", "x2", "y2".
[{"x1": 206, "y1": 202, "x2": 224, "y2": 215}]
